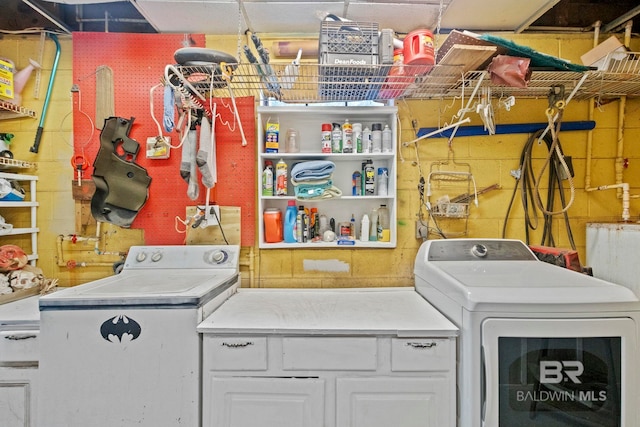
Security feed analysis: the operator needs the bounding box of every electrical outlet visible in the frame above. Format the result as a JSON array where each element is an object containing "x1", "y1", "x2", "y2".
[
  {"x1": 204, "y1": 205, "x2": 220, "y2": 226},
  {"x1": 415, "y1": 220, "x2": 428, "y2": 239}
]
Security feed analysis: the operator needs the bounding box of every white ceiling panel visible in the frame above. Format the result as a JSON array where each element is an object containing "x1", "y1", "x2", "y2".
[
  {"x1": 134, "y1": 0, "x2": 244, "y2": 34},
  {"x1": 441, "y1": 0, "x2": 562, "y2": 32},
  {"x1": 132, "y1": 0, "x2": 563, "y2": 35},
  {"x1": 345, "y1": 2, "x2": 446, "y2": 34},
  {"x1": 242, "y1": 2, "x2": 344, "y2": 34}
]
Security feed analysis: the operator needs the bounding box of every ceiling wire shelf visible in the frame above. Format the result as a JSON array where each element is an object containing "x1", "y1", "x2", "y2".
[{"x1": 172, "y1": 54, "x2": 640, "y2": 104}]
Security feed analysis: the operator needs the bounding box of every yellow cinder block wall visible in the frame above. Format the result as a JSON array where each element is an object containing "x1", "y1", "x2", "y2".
[
  {"x1": 253, "y1": 33, "x2": 640, "y2": 288},
  {"x1": 0, "y1": 34, "x2": 77, "y2": 283},
  {"x1": 1, "y1": 32, "x2": 638, "y2": 288}
]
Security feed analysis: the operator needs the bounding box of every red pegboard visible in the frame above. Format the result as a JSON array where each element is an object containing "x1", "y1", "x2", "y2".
[{"x1": 72, "y1": 33, "x2": 256, "y2": 246}]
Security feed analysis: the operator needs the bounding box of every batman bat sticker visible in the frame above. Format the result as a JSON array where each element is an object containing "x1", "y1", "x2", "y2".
[{"x1": 100, "y1": 315, "x2": 142, "y2": 343}]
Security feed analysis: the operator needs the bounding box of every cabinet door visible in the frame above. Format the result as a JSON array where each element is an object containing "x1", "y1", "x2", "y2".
[
  {"x1": 336, "y1": 377, "x2": 453, "y2": 427},
  {"x1": 0, "y1": 366, "x2": 37, "y2": 427},
  {"x1": 205, "y1": 377, "x2": 325, "y2": 427}
]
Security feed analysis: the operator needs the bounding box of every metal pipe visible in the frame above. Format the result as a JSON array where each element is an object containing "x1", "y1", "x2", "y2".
[
  {"x1": 589, "y1": 183, "x2": 630, "y2": 221},
  {"x1": 21, "y1": 0, "x2": 72, "y2": 34},
  {"x1": 602, "y1": 5, "x2": 640, "y2": 33},
  {"x1": 585, "y1": 20, "x2": 601, "y2": 192}
]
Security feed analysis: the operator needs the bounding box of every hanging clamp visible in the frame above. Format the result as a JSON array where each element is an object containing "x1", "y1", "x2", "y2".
[
  {"x1": 71, "y1": 154, "x2": 88, "y2": 186},
  {"x1": 546, "y1": 85, "x2": 566, "y2": 115}
]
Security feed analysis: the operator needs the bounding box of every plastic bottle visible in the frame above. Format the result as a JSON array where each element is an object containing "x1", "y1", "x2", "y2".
[
  {"x1": 363, "y1": 159, "x2": 375, "y2": 195},
  {"x1": 371, "y1": 123, "x2": 382, "y2": 153},
  {"x1": 284, "y1": 201, "x2": 297, "y2": 243},
  {"x1": 296, "y1": 205, "x2": 305, "y2": 243},
  {"x1": 310, "y1": 208, "x2": 318, "y2": 240},
  {"x1": 261, "y1": 160, "x2": 273, "y2": 196},
  {"x1": 342, "y1": 119, "x2": 353, "y2": 153},
  {"x1": 285, "y1": 128, "x2": 300, "y2": 153},
  {"x1": 263, "y1": 208, "x2": 283, "y2": 243},
  {"x1": 362, "y1": 126, "x2": 372, "y2": 153},
  {"x1": 331, "y1": 123, "x2": 342, "y2": 153},
  {"x1": 377, "y1": 204, "x2": 390, "y2": 242},
  {"x1": 360, "y1": 214, "x2": 370, "y2": 242},
  {"x1": 353, "y1": 123, "x2": 363, "y2": 153},
  {"x1": 379, "y1": 49, "x2": 408, "y2": 99},
  {"x1": 382, "y1": 124, "x2": 392, "y2": 153},
  {"x1": 275, "y1": 158, "x2": 287, "y2": 196},
  {"x1": 369, "y1": 208, "x2": 378, "y2": 241},
  {"x1": 321, "y1": 123, "x2": 332, "y2": 153},
  {"x1": 304, "y1": 207, "x2": 310, "y2": 242},
  {"x1": 350, "y1": 214, "x2": 356, "y2": 239},
  {"x1": 352, "y1": 171, "x2": 361, "y2": 196},
  {"x1": 377, "y1": 167, "x2": 388, "y2": 196},
  {"x1": 319, "y1": 214, "x2": 329, "y2": 235}
]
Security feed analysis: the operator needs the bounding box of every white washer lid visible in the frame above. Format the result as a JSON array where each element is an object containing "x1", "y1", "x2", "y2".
[
  {"x1": 198, "y1": 287, "x2": 458, "y2": 337},
  {"x1": 39, "y1": 270, "x2": 238, "y2": 309},
  {"x1": 414, "y1": 239, "x2": 640, "y2": 312},
  {"x1": 0, "y1": 295, "x2": 40, "y2": 326}
]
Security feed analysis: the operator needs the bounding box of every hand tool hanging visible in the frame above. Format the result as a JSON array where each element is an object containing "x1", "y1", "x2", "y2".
[
  {"x1": 243, "y1": 31, "x2": 281, "y2": 98},
  {"x1": 30, "y1": 33, "x2": 60, "y2": 154},
  {"x1": 502, "y1": 85, "x2": 577, "y2": 249}
]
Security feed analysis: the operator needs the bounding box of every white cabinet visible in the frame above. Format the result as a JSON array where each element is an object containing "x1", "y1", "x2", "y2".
[
  {"x1": 336, "y1": 377, "x2": 452, "y2": 427},
  {"x1": 201, "y1": 335, "x2": 456, "y2": 427},
  {"x1": 0, "y1": 296, "x2": 40, "y2": 427},
  {"x1": 0, "y1": 170, "x2": 38, "y2": 265},
  {"x1": 198, "y1": 289, "x2": 458, "y2": 427},
  {"x1": 209, "y1": 377, "x2": 325, "y2": 427},
  {"x1": 257, "y1": 105, "x2": 397, "y2": 248}
]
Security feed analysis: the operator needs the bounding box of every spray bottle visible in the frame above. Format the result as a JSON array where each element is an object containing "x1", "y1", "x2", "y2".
[
  {"x1": 275, "y1": 158, "x2": 287, "y2": 196},
  {"x1": 261, "y1": 160, "x2": 273, "y2": 196}
]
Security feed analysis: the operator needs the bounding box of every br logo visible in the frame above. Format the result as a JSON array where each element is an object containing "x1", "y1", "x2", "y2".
[{"x1": 540, "y1": 360, "x2": 584, "y2": 384}]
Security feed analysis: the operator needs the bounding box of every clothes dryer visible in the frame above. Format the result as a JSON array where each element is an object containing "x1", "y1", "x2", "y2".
[{"x1": 414, "y1": 238, "x2": 640, "y2": 427}]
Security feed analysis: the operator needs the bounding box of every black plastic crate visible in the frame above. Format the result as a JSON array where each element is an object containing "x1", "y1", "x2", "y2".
[{"x1": 318, "y1": 21, "x2": 392, "y2": 100}]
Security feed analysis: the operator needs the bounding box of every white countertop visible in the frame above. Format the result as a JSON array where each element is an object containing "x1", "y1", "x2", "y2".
[{"x1": 197, "y1": 287, "x2": 458, "y2": 337}]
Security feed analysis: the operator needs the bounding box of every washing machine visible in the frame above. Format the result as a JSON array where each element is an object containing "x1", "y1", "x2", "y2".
[
  {"x1": 38, "y1": 245, "x2": 240, "y2": 427},
  {"x1": 414, "y1": 238, "x2": 640, "y2": 427}
]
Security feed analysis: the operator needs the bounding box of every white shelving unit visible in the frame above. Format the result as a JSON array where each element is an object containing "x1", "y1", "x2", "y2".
[
  {"x1": 257, "y1": 105, "x2": 397, "y2": 249},
  {"x1": 0, "y1": 170, "x2": 38, "y2": 265}
]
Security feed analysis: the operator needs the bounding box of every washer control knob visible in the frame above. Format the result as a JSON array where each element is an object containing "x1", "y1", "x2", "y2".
[
  {"x1": 206, "y1": 250, "x2": 228, "y2": 265},
  {"x1": 151, "y1": 252, "x2": 163, "y2": 262},
  {"x1": 135, "y1": 252, "x2": 147, "y2": 263},
  {"x1": 471, "y1": 244, "x2": 488, "y2": 258}
]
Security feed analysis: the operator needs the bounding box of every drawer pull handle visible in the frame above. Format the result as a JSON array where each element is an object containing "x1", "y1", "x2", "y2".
[
  {"x1": 5, "y1": 334, "x2": 37, "y2": 341},
  {"x1": 406, "y1": 341, "x2": 437, "y2": 349},
  {"x1": 222, "y1": 341, "x2": 253, "y2": 348}
]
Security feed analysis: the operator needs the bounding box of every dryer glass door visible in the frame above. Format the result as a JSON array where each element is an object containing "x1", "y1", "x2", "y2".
[{"x1": 482, "y1": 317, "x2": 637, "y2": 427}]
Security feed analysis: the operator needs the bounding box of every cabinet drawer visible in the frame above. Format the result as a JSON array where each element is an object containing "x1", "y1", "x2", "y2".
[
  {"x1": 204, "y1": 336, "x2": 267, "y2": 371},
  {"x1": 391, "y1": 338, "x2": 452, "y2": 372},
  {"x1": 0, "y1": 330, "x2": 39, "y2": 363},
  {"x1": 283, "y1": 337, "x2": 377, "y2": 371}
]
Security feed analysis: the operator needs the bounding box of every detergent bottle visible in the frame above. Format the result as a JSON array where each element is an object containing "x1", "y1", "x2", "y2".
[{"x1": 284, "y1": 200, "x2": 297, "y2": 243}]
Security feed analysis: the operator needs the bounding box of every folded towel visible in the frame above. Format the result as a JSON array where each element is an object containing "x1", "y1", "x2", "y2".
[
  {"x1": 290, "y1": 160, "x2": 335, "y2": 182},
  {"x1": 294, "y1": 180, "x2": 342, "y2": 200},
  {"x1": 291, "y1": 177, "x2": 330, "y2": 187}
]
